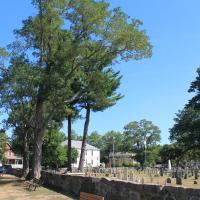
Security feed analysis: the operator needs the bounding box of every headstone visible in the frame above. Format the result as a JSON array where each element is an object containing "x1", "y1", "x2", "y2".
[
  {"x1": 176, "y1": 177, "x2": 182, "y2": 185},
  {"x1": 175, "y1": 171, "x2": 178, "y2": 178},
  {"x1": 129, "y1": 172, "x2": 134, "y2": 181},
  {"x1": 172, "y1": 171, "x2": 175, "y2": 178},
  {"x1": 117, "y1": 172, "x2": 121, "y2": 180},
  {"x1": 123, "y1": 168, "x2": 128, "y2": 180},
  {"x1": 160, "y1": 168, "x2": 164, "y2": 177},
  {"x1": 195, "y1": 170, "x2": 199, "y2": 180},
  {"x1": 194, "y1": 180, "x2": 198, "y2": 185},
  {"x1": 184, "y1": 173, "x2": 187, "y2": 179},
  {"x1": 105, "y1": 173, "x2": 109, "y2": 177},
  {"x1": 166, "y1": 178, "x2": 171, "y2": 184}
]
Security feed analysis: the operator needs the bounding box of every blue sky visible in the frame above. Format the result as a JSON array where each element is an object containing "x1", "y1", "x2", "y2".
[{"x1": 1, "y1": 0, "x2": 200, "y2": 143}]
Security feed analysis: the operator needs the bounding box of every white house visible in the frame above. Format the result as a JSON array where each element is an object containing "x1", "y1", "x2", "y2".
[{"x1": 62, "y1": 140, "x2": 100, "y2": 168}]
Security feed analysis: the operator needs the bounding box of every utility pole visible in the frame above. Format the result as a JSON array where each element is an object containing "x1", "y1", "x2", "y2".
[{"x1": 112, "y1": 136, "x2": 115, "y2": 167}]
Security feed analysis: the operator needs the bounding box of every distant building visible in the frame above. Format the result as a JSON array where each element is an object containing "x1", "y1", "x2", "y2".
[
  {"x1": 62, "y1": 140, "x2": 100, "y2": 168},
  {"x1": 3, "y1": 143, "x2": 23, "y2": 169},
  {"x1": 109, "y1": 152, "x2": 138, "y2": 167}
]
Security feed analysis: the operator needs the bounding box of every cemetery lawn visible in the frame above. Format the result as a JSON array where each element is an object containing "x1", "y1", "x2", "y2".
[
  {"x1": 91, "y1": 170, "x2": 200, "y2": 188},
  {"x1": 125, "y1": 171, "x2": 200, "y2": 188},
  {"x1": 0, "y1": 174, "x2": 77, "y2": 200},
  {"x1": 136, "y1": 175, "x2": 198, "y2": 188}
]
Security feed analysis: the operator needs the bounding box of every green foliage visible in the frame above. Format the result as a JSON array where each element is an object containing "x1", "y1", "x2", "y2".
[
  {"x1": 0, "y1": 130, "x2": 7, "y2": 162},
  {"x1": 123, "y1": 119, "x2": 161, "y2": 166},
  {"x1": 42, "y1": 127, "x2": 78, "y2": 168},
  {"x1": 123, "y1": 119, "x2": 161, "y2": 151},
  {"x1": 170, "y1": 68, "x2": 200, "y2": 161},
  {"x1": 70, "y1": 130, "x2": 82, "y2": 141},
  {"x1": 101, "y1": 131, "x2": 124, "y2": 163},
  {"x1": 42, "y1": 128, "x2": 66, "y2": 168},
  {"x1": 88, "y1": 131, "x2": 103, "y2": 149},
  {"x1": 70, "y1": 147, "x2": 78, "y2": 164},
  {"x1": 0, "y1": 0, "x2": 152, "y2": 176},
  {"x1": 86, "y1": 119, "x2": 162, "y2": 166}
]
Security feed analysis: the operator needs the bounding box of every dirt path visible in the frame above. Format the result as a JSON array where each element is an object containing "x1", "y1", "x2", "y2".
[{"x1": 0, "y1": 175, "x2": 76, "y2": 200}]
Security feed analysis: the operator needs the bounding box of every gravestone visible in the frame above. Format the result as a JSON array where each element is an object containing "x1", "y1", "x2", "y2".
[
  {"x1": 184, "y1": 173, "x2": 187, "y2": 179},
  {"x1": 194, "y1": 180, "x2": 198, "y2": 185},
  {"x1": 172, "y1": 171, "x2": 175, "y2": 178},
  {"x1": 176, "y1": 177, "x2": 182, "y2": 185},
  {"x1": 117, "y1": 172, "x2": 121, "y2": 180},
  {"x1": 194, "y1": 170, "x2": 199, "y2": 180},
  {"x1": 129, "y1": 172, "x2": 134, "y2": 181},
  {"x1": 160, "y1": 168, "x2": 164, "y2": 177},
  {"x1": 123, "y1": 168, "x2": 128, "y2": 180},
  {"x1": 167, "y1": 178, "x2": 171, "y2": 184}
]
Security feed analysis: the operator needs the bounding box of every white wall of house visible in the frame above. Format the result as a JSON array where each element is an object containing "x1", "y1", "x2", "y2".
[{"x1": 72, "y1": 149, "x2": 100, "y2": 168}]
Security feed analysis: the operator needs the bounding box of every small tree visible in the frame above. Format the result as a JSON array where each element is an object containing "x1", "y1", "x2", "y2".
[{"x1": 42, "y1": 127, "x2": 66, "y2": 169}]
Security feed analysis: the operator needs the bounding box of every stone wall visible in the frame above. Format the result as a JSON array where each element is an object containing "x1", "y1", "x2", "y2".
[{"x1": 40, "y1": 171, "x2": 200, "y2": 200}]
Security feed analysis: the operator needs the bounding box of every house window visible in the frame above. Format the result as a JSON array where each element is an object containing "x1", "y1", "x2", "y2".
[
  {"x1": 91, "y1": 160, "x2": 93, "y2": 165},
  {"x1": 9, "y1": 151, "x2": 12, "y2": 156},
  {"x1": 91, "y1": 150, "x2": 93, "y2": 156}
]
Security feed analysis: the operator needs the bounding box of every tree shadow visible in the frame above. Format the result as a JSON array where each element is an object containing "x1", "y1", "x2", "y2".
[
  {"x1": 0, "y1": 179, "x2": 24, "y2": 185},
  {"x1": 43, "y1": 184, "x2": 78, "y2": 200}
]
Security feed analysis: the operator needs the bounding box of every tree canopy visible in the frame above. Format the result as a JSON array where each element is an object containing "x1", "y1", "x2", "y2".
[
  {"x1": 170, "y1": 68, "x2": 200, "y2": 161},
  {"x1": 0, "y1": 0, "x2": 152, "y2": 177}
]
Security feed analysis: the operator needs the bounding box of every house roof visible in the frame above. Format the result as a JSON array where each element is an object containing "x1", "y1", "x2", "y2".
[{"x1": 61, "y1": 140, "x2": 99, "y2": 151}]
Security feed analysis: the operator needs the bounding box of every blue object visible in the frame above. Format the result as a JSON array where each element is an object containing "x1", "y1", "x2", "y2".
[
  {"x1": 3, "y1": 165, "x2": 13, "y2": 174},
  {"x1": 0, "y1": 166, "x2": 6, "y2": 174}
]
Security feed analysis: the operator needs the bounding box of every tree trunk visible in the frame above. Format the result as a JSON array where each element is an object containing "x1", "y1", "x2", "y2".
[
  {"x1": 33, "y1": 98, "x2": 46, "y2": 179},
  {"x1": 33, "y1": 127, "x2": 46, "y2": 179},
  {"x1": 78, "y1": 105, "x2": 90, "y2": 172},
  {"x1": 22, "y1": 130, "x2": 30, "y2": 178},
  {"x1": 67, "y1": 115, "x2": 72, "y2": 172}
]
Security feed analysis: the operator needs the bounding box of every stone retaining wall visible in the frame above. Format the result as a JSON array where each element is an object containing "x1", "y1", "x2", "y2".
[
  {"x1": 41, "y1": 171, "x2": 200, "y2": 200},
  {"x1": 11, "y1": 169, "x2": 200, "y2": 200}
]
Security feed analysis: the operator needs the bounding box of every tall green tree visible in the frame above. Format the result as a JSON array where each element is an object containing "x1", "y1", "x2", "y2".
[
  {"x1": 170, "y1": 68, "x2": 200, "y2": 158},
  {"x1": 1, "y1": 0, "x2": 151, "y2": 178},
  {"x1": 123, "y1": 119, "x2": 161, "y2": 166},
  {"x1": 78, "y1": 69, "x2": 123, "y2": 171},
  {"x1": 0, "y1": 55, "x2": 38, "y2": 177}
]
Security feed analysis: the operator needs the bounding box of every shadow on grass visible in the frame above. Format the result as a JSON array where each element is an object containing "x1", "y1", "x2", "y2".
[
  {"x1": 0, "y1": 179, "x2": 23, "y2": 185},
  {"x1": 0, "y1": 175, "x2": 19, "y2": 180},
  {"x1": 43, "y1": 184, "x2": 78, "y2": 200},
  {"x1": 20, "y1": 181, "x2": 78, "y2": 199}
]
